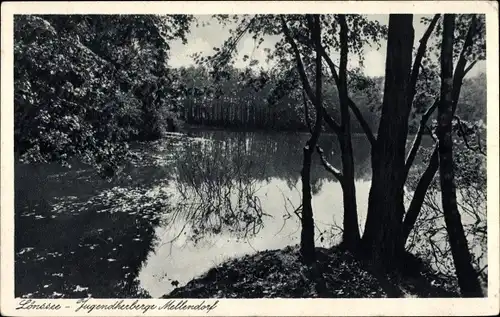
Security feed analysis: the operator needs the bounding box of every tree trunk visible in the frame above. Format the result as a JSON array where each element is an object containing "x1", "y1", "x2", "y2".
[
  {"x1": 337, "y1": 15, "x2": 360, "y2": 248},
  {"x1": 300, "y1": 15, "x2": 323, "y2": 264},
  {"x1": 438, "y1": 14, "x2": 483, "y2": 297},
  {"x1": 301, "y1": 146, "x2": 316, "y2": 263},
  {"x1": 340, "y1": 148, "x2": 360, "y2": 248},
  {"x1": 402, "y1": 145, "x2": 438, "y2": 243},
  {"x1": 402, "y1": 15, "x2": 479, "y2": 247},
  {"x1": 362, "y1": 14, "x2": 414, "y2": 267}
]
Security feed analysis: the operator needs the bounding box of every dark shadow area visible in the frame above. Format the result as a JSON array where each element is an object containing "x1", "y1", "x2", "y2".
[
  {"x1": 163, "y1": 245, "x2": 459, "y2": 298},
  {"x1": 15, "y1": 146, "x2": 176, "y2": 298}
]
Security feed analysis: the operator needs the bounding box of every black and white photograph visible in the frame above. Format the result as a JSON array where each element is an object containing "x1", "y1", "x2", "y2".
[{"x1": 1, "y1": 1, "x2": 499, "y2": 316}]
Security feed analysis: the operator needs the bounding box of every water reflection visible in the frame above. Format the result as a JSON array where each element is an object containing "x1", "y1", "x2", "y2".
[
  {"x1": 171, "y1": 137, "x2": 269, "y2": 242},
  {"x1": 138, "y1": 132, "x2": 375, "y2": 297},
  {"x1": 15, "y1": 131, "x2": 378, "y2": 298}
]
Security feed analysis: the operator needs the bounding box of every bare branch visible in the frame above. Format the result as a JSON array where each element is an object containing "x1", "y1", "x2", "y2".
[
  {"x1": 316, "y1": 145, "x2": 343, "y2": 182},
  {"x1": 454, "y1": 115, "x2": 486, "y2": 156},
  {"x1": 403, "y1": 98, "x2": 439, "y2": 181},
  {"x1": 295, "y1": 21, "x2": 376, "y2": 146},
  {"x1": 452, "y1": 15, "x2": 477, "y2": 111},
  {"x1": 454, "y1": 115, "x2": 472, "y2": 148},
  {"x1": 280, "y1": 17, "x2": 317, "y2": 107},
  {"x1": 426, "y1": 124, "x2": 437, "y2": 142},
  {"x1": 319, "y1": 45, "x2": 377, "y2": 146},
  {"x1": 322, "y1": 108, "x2": 342, "y2": 135},
  {"x1": 464, "y1": 60, "x2": 478, "y2": 77},
  {"x1": 281, "y1": 16, "x2": 342, "y2": 135},
  {"x1": 476, "y1": 129, "x2": 486, "y2": 156},
  {"x1": 303, "y1": 90, "x2": 314, "y2": 134},
  {"x1": 402, "y1": 144, "x2": 439, "y2": 243},
  {"x1": 347, "y1": 99, "x2": 376, "y2": 144}
]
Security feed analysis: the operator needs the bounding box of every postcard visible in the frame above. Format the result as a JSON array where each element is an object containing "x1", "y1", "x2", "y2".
[{"x1": 1, "y1": 1, "x2": 499, "y2": 316}]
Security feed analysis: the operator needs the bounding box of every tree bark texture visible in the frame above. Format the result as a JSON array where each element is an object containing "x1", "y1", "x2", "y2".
[{"x1": 362, "y1": 14, "x2": 415, "y2": 267}]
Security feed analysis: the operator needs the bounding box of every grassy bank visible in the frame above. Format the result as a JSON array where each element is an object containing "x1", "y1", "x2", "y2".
[{"x1": 162, "y1": 245, "x2": 459, "y2": 299}]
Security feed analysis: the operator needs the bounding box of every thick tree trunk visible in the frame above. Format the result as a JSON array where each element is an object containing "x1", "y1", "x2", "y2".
[
  {"x1": 362, "y1": 14, "x2": 415, "y2": 267},
  {"x1": 438, "y1": 14, "x2": 483, "y2": 297}
]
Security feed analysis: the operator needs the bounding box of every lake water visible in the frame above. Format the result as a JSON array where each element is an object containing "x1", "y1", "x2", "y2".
[{"x1": 15, "y1": 130, "x2": 434, "y2": 298}]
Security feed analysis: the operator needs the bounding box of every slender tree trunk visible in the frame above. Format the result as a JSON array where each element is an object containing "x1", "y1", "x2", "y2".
[
  {"x1": 402, "y1": 15, "x2": 478, "y2": 244},
  {"x1": 438, "y1": 14, "x2": 483, "y2": 297},
  {"x1": 337, "y1": 15, "x2": 360, "y2": 248},
  {"x1": 340, "y1": 147, "x2": 360, "y2": 248},
  {"x1": 401, "y1": 145, "x2": 439, "y2": 243},
  {"x1": 301, "y1": 146, "x2": 316, "y2": 263},
  {"x1": 362, "y1": 14, "x2": 414, "y2": 267},
  {"x1": 300, "y1": 15, "x2": 323, "y2": 264}
]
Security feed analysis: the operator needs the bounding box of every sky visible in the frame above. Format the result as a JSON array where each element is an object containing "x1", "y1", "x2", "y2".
[{"x1": 168, "y1": 14, "x2": 485, "y2": 78}]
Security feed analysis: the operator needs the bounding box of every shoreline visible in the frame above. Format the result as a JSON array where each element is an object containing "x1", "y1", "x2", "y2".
[{"x1": 161, "y1": 245, "x2": 460, "y2": 299}]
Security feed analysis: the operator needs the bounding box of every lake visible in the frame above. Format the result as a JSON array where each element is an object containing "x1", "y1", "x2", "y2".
[{"x1": 15, "y1": 130, "x2": 435, "y2": 298}]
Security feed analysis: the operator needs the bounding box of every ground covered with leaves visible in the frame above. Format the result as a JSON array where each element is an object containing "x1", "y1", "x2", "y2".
[{"x1": 163, "y1": 245, "x2": 459, "y2": 298}]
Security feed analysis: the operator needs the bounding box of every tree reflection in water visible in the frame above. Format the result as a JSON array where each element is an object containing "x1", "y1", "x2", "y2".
[
  {"x1": 159, "y1": 131, "x2": 375, "y2": 247},
  {"x1": 164, "y1": 135, "x2": 271, "y2": 245}
]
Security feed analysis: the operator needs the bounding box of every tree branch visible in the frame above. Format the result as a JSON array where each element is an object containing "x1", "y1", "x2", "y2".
[
  {"x1": 319, "y1": 45, "x2": 377, "y2": 147},
  {"x1": 322, "y1": 108, "x2": 342, "y2": 135},
  {"x1": 454, "y1": 114, "x2": 472, "y2": 148},
  {"x1": 310, "y1": 14, "x2": 324, "y2": 146},
  {"x1": 316, "y1": 145, "x2": 343, "y2": 182},
  {"x1": 454, "y1": 115, "x2": 486, "y2": 156},
  {"x1": 452, "y1": 14, "x2": 477, "y2": 112},
  {"x1": 214, "y1": 17, "x2": 256, "y2": 69},
  {"x1": 338, "y1": 15, "x2": 349, "y2": 99},
  {"x1": 476, "y1": 129, "x2": 486, "y2": 156},
  {"x1": 303, "y1": 90, "x2": 313, "y2": 134},
  {"x1": 407, "y1": 14, "x2": 440, "y2": 110},
  {"x1": 402, "y1": 15, "x2": 481, "y2": 246},
  {"x1": 291, "y1": 21, "x2": 366, "y2": 140},
  {"x1": 348, "y1": 99, "x2": 376, "y2": 145},
  {"x1": 426, "y1": 124, "x2": 437, "y2": 142},
  {"x1": 281, "y1": 16, "x2": 342, "y2": 135},
  {"x1": 281, "y1": 17, "x2": 317, "y2": 106},
  {"x1": 402, "y1": 144, "x2": 439, "y2": 243},
  {"x1": 463, "y1": 60, "x2": 478, "y2": 77},
  {"x1": 403, "y1": 98, "x2": 439, "y2": 182}
]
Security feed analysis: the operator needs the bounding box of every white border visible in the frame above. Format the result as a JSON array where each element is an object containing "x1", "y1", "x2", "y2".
[{"x1": 1, "y1": 1, "x2": 499, "y2": 316}]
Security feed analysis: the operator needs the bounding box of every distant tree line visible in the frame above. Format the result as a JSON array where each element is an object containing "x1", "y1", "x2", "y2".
[{"x1": 173, "y1": 65, "x2": 485, "y2": 134}]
